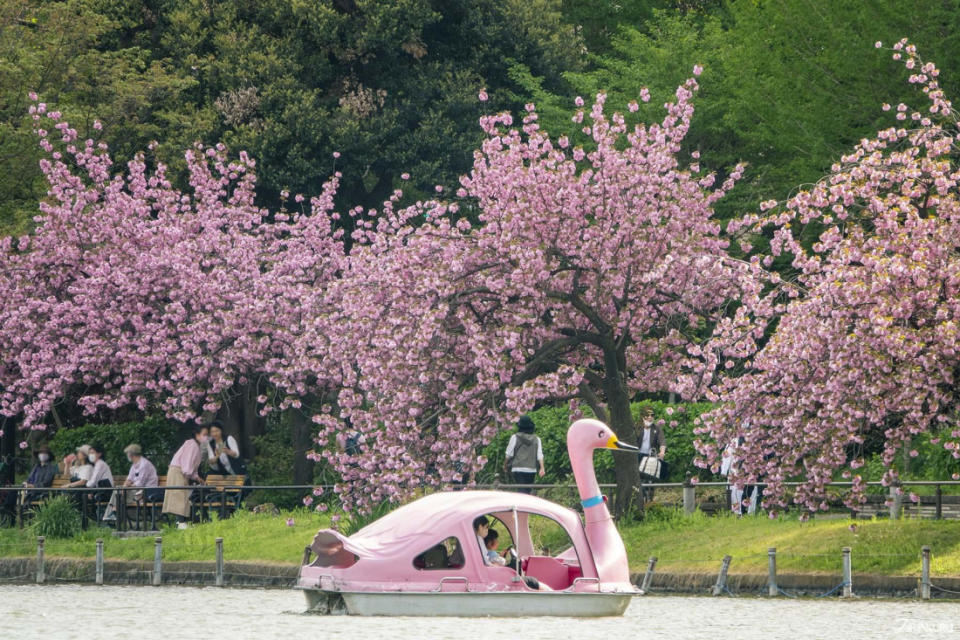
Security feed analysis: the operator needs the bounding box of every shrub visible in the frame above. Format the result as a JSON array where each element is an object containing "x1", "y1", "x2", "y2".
[
  {"x1": 31, "y1": 495, "x2": 82, "y2": 538},
  {"x1": 49, "y1": 416, "x2": 182, "y2": 475}
]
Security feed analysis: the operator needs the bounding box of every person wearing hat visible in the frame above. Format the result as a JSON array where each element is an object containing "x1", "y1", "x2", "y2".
[
  {"x1": 636, "y1": 406, "x2": 668, "y2": 501},
  {"x1": 65, "y1": 445, "x2": 95, "y2": 488},
  {"x1": 20, "y1": 444, "x2": 59, "y2": 505},
  {"x1": 503, "y1": 415, "x2": 545, "y2": 494},
  {"x1": 103, "y1": 443, "x2": 159, "y2": 522}
]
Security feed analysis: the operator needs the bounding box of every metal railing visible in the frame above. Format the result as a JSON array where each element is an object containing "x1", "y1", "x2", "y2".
[{"x1": 3, "y1": 478, "x2": 960, "y2": 531}]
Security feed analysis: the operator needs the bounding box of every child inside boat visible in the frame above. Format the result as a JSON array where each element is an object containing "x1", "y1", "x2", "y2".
[{"x1": 483, "y1": 529, "x2": 508, "y2": 566}]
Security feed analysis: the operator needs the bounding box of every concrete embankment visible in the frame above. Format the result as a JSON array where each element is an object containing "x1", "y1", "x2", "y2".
[
  {"x1": 631, "y1": 571, "x2": 960, "y2": 598},
  {"x1": 0, "y1": 557, "x2": 296, "y2": 588},
  {"x1": 2, "y1": 558, "x2": 958, "y2": 598}
]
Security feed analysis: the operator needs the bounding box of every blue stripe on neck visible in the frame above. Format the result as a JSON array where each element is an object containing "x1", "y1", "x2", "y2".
[{"x1": 581, "y1": 494, "x2": 604, "y2": 508}]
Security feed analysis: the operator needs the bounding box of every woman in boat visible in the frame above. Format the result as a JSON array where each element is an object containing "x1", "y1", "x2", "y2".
[
  {"x1": 473, "y1": 515, "x2": 490, "y2": 562},
  {"x1": 162, "y1": 423, "x2": 209, "y2": 528}
]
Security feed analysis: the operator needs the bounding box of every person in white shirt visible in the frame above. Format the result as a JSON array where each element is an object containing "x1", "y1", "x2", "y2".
[
  {"x1": 473, "y1": 516, "x2": 492, "y2": 564},
  {"x1": 64, "y1": 445, "x2": 94, "y2": 488},
  {"x1": 206, "y1": 422, "x2": 243, "y2": 476},
  {"x1": 103, "y1": 444, "x2": 160, "y2": 522},
  {"x1": 85, "y1": 444, "x2": 114, "y2": 489}
]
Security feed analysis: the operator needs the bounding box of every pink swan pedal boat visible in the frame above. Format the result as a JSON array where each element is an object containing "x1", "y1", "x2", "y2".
[{"x1": 297, "y1": 418, "x2": 641, "y2": 617}]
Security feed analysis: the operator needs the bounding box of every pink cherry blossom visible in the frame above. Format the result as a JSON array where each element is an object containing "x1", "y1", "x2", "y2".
[{"x1": 697, "y1": 42, "x2": 960, "y2": 514}]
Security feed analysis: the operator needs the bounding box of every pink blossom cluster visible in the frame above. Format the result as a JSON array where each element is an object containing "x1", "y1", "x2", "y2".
[
  {"x1": 1, "y1": 99, "x2": 348, "y2": 432},
  {"x1": 698, "y1": 41, "x2": 960, "y2": 513}
]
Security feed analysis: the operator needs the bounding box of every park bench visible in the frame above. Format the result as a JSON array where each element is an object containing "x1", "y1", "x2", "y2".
[
  {"x1": 18, "y1": 474, "x2": 127, "y2": 526},
  {"x1": 132, "y1": 475, "x2": 168, "y2": 531},
  {"x1": 195, "y1": 474, "x2": 247, "y2": 520}
]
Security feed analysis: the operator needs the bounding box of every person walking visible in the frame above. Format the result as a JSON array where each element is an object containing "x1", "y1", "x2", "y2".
[
  {"x1": 162, "y1": 423, "x2": 209, "y2": 528},
  {"x1": 503, "y1": 416, "x2": 545, "y2": 494},
  {"x1": 636, "y1": 406, "x2": 667, "y2": 502}
]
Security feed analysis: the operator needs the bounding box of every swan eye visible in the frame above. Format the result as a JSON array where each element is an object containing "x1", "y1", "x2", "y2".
[{"x1": 598, "y1": 430, "x2": 605, "y2": 439}]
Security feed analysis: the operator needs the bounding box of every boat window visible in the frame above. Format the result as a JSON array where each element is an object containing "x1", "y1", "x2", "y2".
[
  {"x1": 412, "y1": 537, "x2": 465, "y2": 570},
  {"x1": 524, "y1": 513, "x2": 581, "y2": 590},
  {"x1": 524, "y1": 513, "x2": 571, "y2": 556}
]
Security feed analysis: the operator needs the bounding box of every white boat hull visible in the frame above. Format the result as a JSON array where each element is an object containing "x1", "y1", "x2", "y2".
[{"x1": 301, "y1": 589, "x2": 634, "y2": 617}]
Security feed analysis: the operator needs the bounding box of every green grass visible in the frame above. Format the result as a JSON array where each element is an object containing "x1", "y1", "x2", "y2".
[
  {"x1": 2, "y1": 507, "x2": 958, "y2": 578},
  {"x1": 0, "y1": 509, "x2": 329, "y2": 565},
  {"x1": 620, "y1": 508, "x2": 960, "y2": 577}
]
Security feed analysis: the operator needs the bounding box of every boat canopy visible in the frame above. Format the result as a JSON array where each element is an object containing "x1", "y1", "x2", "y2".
[{"x1": 336, "y1": 490, "x2": 584, "y2": 560}]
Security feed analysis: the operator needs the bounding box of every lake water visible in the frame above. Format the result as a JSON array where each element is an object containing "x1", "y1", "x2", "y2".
[{"x1": 3, "y1": 585, "x2": 957, "y2": 639}]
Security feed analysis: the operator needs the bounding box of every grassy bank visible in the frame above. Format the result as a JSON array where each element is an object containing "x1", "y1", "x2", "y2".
[
  {"x1": 0, "y1": 509, "x2": 329, "y2": 565},
  {"x1": 622, "y1": 509, "x2": 960, "y2": 577},
  {"x1": 2, "y1": 508, "x2": 958, "y2": 577}
]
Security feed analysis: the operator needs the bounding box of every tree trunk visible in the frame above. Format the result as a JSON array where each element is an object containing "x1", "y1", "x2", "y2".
[
  {"x1": 0, "y1": 416, "x2": 18, "y2": 484},
  {"x1": 604, "y1": 382, "x2": 640, "y2": 520},
  {"x1": 216, "y1": 383, "x2": 266, "y2": 462},
  {"x1": 291, "y1": 409, "x2": 316, "y2": 485}
]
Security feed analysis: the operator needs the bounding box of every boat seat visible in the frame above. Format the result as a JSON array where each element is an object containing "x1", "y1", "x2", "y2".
[{"x1": 524, "y1": 556, "x2": 573, "y2": 590}]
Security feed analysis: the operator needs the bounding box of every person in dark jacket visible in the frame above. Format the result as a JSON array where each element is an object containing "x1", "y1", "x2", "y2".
[
  {"x1": 503, "y1": 416, "x2": 545, "y2": 494},
  {"x1": 636, "y1": 406, "x2": 668, "y2": 502},
  {"x1": 21, "y1": 444, "x2": 59, "y2": 505}
]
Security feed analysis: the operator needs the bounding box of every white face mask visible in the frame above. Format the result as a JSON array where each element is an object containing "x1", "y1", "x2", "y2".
[
  {"x1": 643, "y1": 420, "x2": 653, "y2": 427},
  {"x1": 38, "y1": 453, "x2": 49, "y2": 463},
  {"x1": 89, "y1": 453, "x2": 98, "y2": 463},
  {"x1": 198, "y1": 435, "x2": 209, "y2": 444}
]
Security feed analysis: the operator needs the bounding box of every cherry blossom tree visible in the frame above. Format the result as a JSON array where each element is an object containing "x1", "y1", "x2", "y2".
[
  {"x1": 315, "y1": 72, "x2": 769, "y2": 516},
  {"x1": 697, "y1": 40, "x2": 960, "y2": 515},
  {"x1": 0, "y1": 97, "x2": 346, "y2": 436}
]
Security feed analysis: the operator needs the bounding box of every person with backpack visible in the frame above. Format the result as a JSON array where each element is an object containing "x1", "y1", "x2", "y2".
[{"x1": 503, "y1": 415, "x2": 545, "y2": 494}]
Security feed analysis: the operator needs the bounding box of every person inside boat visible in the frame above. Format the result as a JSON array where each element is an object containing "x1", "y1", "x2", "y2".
[
  {"x1": 483, "y1": 529, "x2": 508, "y2": 566},
  {"x1": 473, "y1": 515, "x2": 491, "y2": 564}
]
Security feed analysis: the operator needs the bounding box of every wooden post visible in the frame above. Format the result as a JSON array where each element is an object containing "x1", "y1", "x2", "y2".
[
  {"x1": 215, "y1": 537, "x2": 224, "y2": 587},
  {"x1": 712, "y1": 555, "x2": 732, "y2": 596},
  {"x1": 152, "y1": 537, "x2": 162, "y2": 586},
  {"x1": 95, "y1": 538, "x2": 104, "y2": 585},
  {"x1": 935, "y1": 486, "x2": 942, "y2": 520},
  {"x1": 889, "y1": 485, "x2": 902, "y2": 520},
  {"x1": 842, "y1": 547, "x2": 853, "y2": 598},
  {"x1": 36, "y1": 536, "x2": 45, "y2": 584},
  {"x1": 920, "y1": 546, "x2": 931, "y2": 600},
  {"x1": 767, "y1": 547, "x2": 778, "y2": 596},
  {"x1": 682, "y1": 475, "x2": 695, "y2": 515},
  {"x1": 640, "y1": 556, "x2": 657, "y2": 592}
]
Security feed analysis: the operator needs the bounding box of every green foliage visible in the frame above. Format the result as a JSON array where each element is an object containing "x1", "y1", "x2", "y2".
[
  {"x1": 0, "y1": 0, "x2": 584, "y2": 234},
  {"x1": 30, "y1": 495, "x2": 82, "y2": 538},
  {"x1": 49, "y1": 416, "x2": 181, "y2": 475},
  {"x1": 247, "y1": 414, "x2": 300, "y2": 509},
  {"x1": 525, "y1": 0, "x2": 960, "y2": 222},
  {"x1": 479, "y1": 401, "x2": 715, "y2": 485}
]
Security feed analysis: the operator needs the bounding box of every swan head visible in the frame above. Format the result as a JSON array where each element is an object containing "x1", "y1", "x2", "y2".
[{"x1": 567, "y1": 418, "x2": 639, "y2": 453}]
